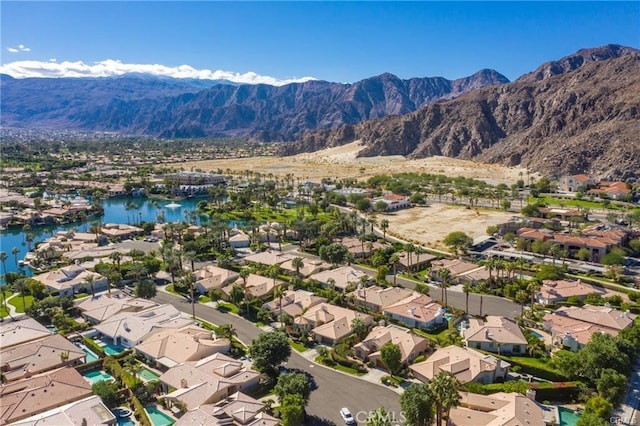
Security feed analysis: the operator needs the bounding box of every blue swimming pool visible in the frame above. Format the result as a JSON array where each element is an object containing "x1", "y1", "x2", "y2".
[
  {"x1": 99, "y1": 339, "x2": 127, "y2": 355},
  {"x1": 529, "y1": 330, "x2": 544, "y2": 340},
  {"x1": 145, "y1": 407, "x2": 175, "y2": 426},
  {"x1": 82, "y1": 370, "x2": 115, "y2": 385},
  {"x1": 558, "y1": 406, "x2": 581, "y2": 426},
  {"x1": 78, "y1": 343, "x2": 100, "y2": 363}
]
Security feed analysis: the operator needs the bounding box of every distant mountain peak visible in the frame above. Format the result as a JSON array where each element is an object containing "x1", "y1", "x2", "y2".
[{"x1": 517, "y1": 44, "x2": 640, "y2": 82}]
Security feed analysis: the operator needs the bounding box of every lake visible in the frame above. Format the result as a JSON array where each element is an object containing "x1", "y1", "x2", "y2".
[{"x1": 0, "y1": 196, "x2": 206, "y2": 277}]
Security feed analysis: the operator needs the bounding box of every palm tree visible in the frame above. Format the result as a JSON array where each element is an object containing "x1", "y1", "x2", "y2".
[
  {"x1": 351, "y1": 317, "x2": 369, "y2": 342},
  {"x1": 291, "y1": 257, "x2": 304, "y2": 277},
  {"x1": 183, "y1": 250, "x2": 197, "y2": 272},
  {"x1": 184, "y1": 271, "x2": 196, "y2": 319},
  {"x1": 429, "y1": 371, "x2": 461, "y2": 426},
  {"x1": 462, "y1": 283, "x2": 471, "y2": 314},
  {"x1": 109, "y1": 251, "x2": 122, "y2": 273},
  {"x1": 273, "y1": 285, "x2": 286, "y2": 329},
  {"x1": 107, "y1": 270, "x2": 122, "y2": 294},
  {"x1": 515, "y1": 290, "x2": 529, "y2": 317},
  {"x1": 217, "y1": 323, "x2": 236, "y2": 341},
  {"x1": 389, "y1": 253, "x2": 400, "y2": 286},
  {"x1": 437, "y1": 268, "x2": 451, "y2": 307},
  {"x1": 549, "y1": 243, "x2": 562, "y2": 266},
  {"x1": 380, "y1": 219, "x2": 389, "y2": 240},
  {"x1": 404, "y1": 243, "x2": 415, "y2": 272},
  {"x1": 11, "y1": 247, "x2": 19, "y2": 268},
  {"x1": 366, "y1": 407, "x2": 392, "y2": 426},
  {"x1": 13, "y1": 278, "x2": 28, "y2": 311},
  {"x1": 84, "y1": 274, "x2": 96, "y2": 298},
  {"x1": 0, "y1": 251, "x2": 7, "y2": 276},
  {"x1": 527, "y1": 280, "x2": 542, "y2": 315}
]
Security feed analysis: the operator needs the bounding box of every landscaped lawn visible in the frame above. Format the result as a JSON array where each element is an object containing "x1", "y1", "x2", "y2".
[
  {"x1": 289, "y1": 339, "x2": 308, "y2": 353},
  {"x1": 8, "y1": 294, "x2": 34, "y2": 313},
  {"x1": 528, "y1": 196, "x2": 626, "y2": 210},
  {"x1": 198, "y1": 295, "x2": 212, "y2": 303},
  {"x1": 488, "y1": 352, "x2": 568, "y2": 381},
  {"x1": 217, "y1": 302, "x2": 240, "y2": 314},
  {"x1": 0, "y1": 305, "x2": 9, "y2": 318},
  {"x1": 315, "y1": 355, "x2": 366, "y2": 376}
]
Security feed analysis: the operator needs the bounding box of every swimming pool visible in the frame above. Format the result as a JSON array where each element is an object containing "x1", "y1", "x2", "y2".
[
  {"x1": 99, "y1": 339, "x2": 127, "y2": 355},
  {"x1": 145, "y1": 407, "x2": 175, "y2": 426},
  {"x1": 78, "y1": 343, "x2": 100, "y2": 363},
  {"x1": 558, "y1": 406, "x2": 581, "y2": 426},
  {"x1": 529, "y1": 330, "x2": 544, "y2": 339},
  {"x1": 82, "y1": 370, "x2": 115, "y2": 385},
  {"x1": 116, "y1": 418, "x2": 135, "y2": 426},
  {"x1": 138, "y1": 368, "x2": 161, "y2": 381}
]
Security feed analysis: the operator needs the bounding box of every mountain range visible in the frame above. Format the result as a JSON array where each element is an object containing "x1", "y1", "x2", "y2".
[
  {"x1": 0, "y1": 69, "x2": 508, "y2": 140},
  {"x1": 282, "y1": 45, "x2": 640, "y2": 179},
  {"x1": 1, "y1": 44, "x2": 639, "y2": 179}
]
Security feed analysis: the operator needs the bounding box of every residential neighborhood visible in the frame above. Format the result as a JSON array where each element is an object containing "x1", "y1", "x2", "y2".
[{"x1": 0, "y1": 162, "x2": 639, "y2": 426}]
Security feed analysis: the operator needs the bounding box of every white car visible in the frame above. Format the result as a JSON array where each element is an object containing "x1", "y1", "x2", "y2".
[{"x1": 340, "y1": 407, "x2": 356, "y2": 425}]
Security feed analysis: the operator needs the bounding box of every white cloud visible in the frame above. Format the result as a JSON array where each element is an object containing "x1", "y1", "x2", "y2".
[
  {"x1": 0, "y1": 59, "x2": 317, "y2": 86},
  {"x1": 6, "y1": 44, "x2": 31, "y2": 53},
  {"x1": 49, "y1": 58, "x2": 57, "y2": 62}
]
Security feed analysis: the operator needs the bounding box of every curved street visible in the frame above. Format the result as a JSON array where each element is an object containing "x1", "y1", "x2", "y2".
[{"x1": 153, "y1": 291, "x2": 403, "y2": 425}]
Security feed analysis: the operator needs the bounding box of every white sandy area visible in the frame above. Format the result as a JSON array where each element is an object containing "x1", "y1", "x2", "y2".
[{"x1": 175, "y1": 141, "x2": 533, "y2": 186}]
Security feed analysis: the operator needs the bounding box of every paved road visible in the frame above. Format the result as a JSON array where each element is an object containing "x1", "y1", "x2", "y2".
[
  {"x1": 153, "y1": 291, "x2": 402, "y2": 425},
  {"x1": 352, "y1": 266, "x2": 522, "y2": 318}
]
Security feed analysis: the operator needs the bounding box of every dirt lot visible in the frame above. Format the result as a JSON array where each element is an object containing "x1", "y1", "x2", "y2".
[
  {"x1": 172, "y1": 141, "x2": 531, "y2": 249},
  {"x1": 382, "y1": 204, "x2": 516, "y2": 249},
  {"x1": 173, "y1": 141, "x2": 531, "y2": 186}
]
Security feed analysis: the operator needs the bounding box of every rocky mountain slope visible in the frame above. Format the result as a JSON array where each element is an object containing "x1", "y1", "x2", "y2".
[
  {"x1": 0, "y1": 70, "x2": 509, "y2": 140},
  {"x1": 282, "y1": 45, "x2": 640, "y2": 179}
]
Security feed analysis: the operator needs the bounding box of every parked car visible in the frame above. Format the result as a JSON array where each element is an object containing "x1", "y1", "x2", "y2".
[{"x1": 340, "y1": 407, "x2": 356, "y2": 425}]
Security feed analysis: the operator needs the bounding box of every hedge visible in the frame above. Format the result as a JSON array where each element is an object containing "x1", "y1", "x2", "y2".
[
  {"x1": 488, "y1": 353, "x2": 569, "y2": 382},
  {"x1": 131, "y1": 394, "x2": 152, "y2": 426},
  {"x1": 530, "y1": 381, "x2": 582, "y2": 403},
  {"x1": 83, "y1": 336, "x2": 106, "y2": 357}
]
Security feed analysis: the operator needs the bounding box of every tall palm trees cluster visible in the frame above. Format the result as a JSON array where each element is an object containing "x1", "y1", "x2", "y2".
[{"x1": 400, "y1": 371, "x2": 461, "y2": 426}]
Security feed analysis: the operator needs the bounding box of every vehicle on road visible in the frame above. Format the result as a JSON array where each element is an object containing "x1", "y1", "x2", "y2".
[{"x1": 340, "y1": 407, "x2": 356, "y2": 425}]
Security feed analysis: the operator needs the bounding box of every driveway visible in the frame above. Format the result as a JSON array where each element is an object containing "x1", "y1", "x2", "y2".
[{"x1": 153, "y1": 291, "x2": 403, "y2": 425}]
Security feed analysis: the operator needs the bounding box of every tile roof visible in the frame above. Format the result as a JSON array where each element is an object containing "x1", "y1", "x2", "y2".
[
  {"x1": 463, "y1": 316, "x2": 528, "y2": 346},
  {"x1": 409, "y1": 346, "x2": 506, "y2": 385}
]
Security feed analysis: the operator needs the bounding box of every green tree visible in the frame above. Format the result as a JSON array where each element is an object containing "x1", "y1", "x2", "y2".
[
  {"x1": 319, "y1": 242, "x2": 350, "y2": 266},
  {"x1": 400, "y1": 383, "x2": 435, "y2": 426},
  {"x1": 380, "y1": 218, "x2": 389, "y2": 240},
  {"x1": 279, "y1": 393, "x2": 305, "y2": 426},
  {"x1": 229, "y1": 284, "x2": 245, "y2": 307},
  {"x1": 380, "y1": 342, "x2": 402, "y2": 376},
  {"x1": 583, "y1": 396, "x2": 613, "y2": 420},
  {"x1": 249, "y1": 331, "x2": 291, "y2": 376},
  {"x1": 366, "y1": 407, "x2": 392, "y2": 426},
  {"x1": 596, "y1": 368, "x2": 627, "y2": 404},
  {"x1": 274, "y1": 372, "x2": 312, "y2": 404},
  {"x1": 92, "y1": 380, "x2": 121, "y2": 408},
  {"x1": 575, "y1": 413, "x2": 609, "y2": 426},
  {"x1": 576, "y1": 247, "x2": 591, "y2": 261},
  {"x1": 217, "y1": 323, "x2": 236, "y2": 341},
  {"x1": 442, "y1": 231, "x2": 473, "y2": 255},
  {"x1": 135, "y1": 279, "x2": 157, "y2": 299},
  {"x1": 351, "y1": 317, "x2": 369, "y2": 342},
  {"x1": 429, "y1": 371, "x2": 461, "y2": 426},
  {"x1": 291, "y1": 256, "x2": 304, "y2": 276}
]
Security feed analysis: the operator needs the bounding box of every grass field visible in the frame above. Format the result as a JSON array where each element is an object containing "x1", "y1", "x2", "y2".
[
  {"x1": 217, "y1": 302, "x2": 240, "y2": 314},
  {"x1": 8, "y1": 294, "x2": 34, "y2": 313},
  {"x1": 289, "y1": 339, "x2": 308, "y2": 353},
  {"x1": 529, "y1": 195, "x2": 628, "y2": 210}
]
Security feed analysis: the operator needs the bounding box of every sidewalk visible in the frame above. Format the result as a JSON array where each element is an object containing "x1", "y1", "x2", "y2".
[{"x1": 2, "y1": 293, "x2": 25, "y2": 321}]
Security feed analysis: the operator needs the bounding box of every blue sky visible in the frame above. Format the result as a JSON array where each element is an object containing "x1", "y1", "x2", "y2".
[{"x1": 1, "y1": 1, "x2": 639, "y2": 84}]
